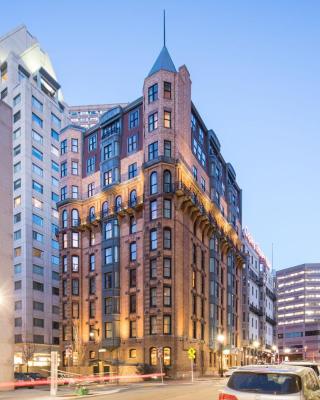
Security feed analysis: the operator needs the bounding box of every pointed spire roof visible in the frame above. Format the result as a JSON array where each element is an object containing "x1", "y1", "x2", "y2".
[{"x1": 148, "y1": 45, "x2": 177, "y2": 77}]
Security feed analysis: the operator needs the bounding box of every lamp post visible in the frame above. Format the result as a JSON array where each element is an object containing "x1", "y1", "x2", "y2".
[{"x1": 217, "y1": 334, "x2": 225, "y2": 377}]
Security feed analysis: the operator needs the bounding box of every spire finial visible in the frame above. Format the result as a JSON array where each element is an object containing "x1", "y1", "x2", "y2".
[{"x1": 163, "y1": 9, "x2": 166, "y2": 47}]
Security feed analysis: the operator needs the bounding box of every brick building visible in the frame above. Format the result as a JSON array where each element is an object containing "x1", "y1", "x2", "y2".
[{"x1": 57, "y1": 43, "x2": 244, "y2": 377}]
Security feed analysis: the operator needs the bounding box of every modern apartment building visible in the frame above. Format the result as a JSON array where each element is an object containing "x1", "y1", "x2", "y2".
[
  {"x1": 242, "y1": 229, "x2": 277, "y2": 364},
  {"x1": 276, "y1": 263, "x2": 320, "y2": 361},
  {"x1": 0, "y1": 100, "x2": 14, "y2": 389},
  {"x1": 0, "y1": 25, "x2": 68, "y2": 368},
  {"x1": 68, "y1": 104, "x2": 128, "y2": 129},
  {"x1": 57, "y1": 42, "x2": 244, "y2": 377}
]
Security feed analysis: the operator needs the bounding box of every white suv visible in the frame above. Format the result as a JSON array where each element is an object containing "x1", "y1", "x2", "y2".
[{"x1": 219, "y1": 365, "x2": 320, "y2": 400}]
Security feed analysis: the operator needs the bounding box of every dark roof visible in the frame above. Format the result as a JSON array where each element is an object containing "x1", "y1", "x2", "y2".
[{"x1": 148, "y1": 46, "x2": 177, "y2": 77}]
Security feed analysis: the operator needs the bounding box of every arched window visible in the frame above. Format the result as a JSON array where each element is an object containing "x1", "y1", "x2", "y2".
[
  {"x1": 163, "y1": 347, "x2": 171, "y2": 366},
  {"x1": 89, "y1": 206, "x2": 95, "y2": 222},
  {"x1": 102, "y1": 201, "x2": 109, "y2": 218},
  {"x1": 71, "y1": 209, "x2": 79, "y2": 227},
  {"x1": 115, "y1": 195, "x2": 122, "y2": 212},
  {"x1": 163, "y1": 170, "x2": 172, "y2": 193},
  {"x1": 62, "y1": 210, "x2": 68, "y2": 228},
  {"x1": 130, "y1": 189, "x2": 137, "y2": 207},
  {"x1": 150, "y1": 171, "x2": 158, "y2": 195},
  {"x1": 163, "y1": 228, "x2": 172, "y2": 250},
  {"x1": 150, "y1": 347, "x2": 157, "y2": 366}
]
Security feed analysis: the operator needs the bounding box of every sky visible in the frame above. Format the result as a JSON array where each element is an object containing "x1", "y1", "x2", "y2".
[{"x1": 1, "y1": 0, "x2": 319, "y2": 270}]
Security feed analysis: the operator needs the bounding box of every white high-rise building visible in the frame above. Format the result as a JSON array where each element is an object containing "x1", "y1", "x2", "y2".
[{"x1": 0, "y1": 25, "x2": 68, "y2": 369}]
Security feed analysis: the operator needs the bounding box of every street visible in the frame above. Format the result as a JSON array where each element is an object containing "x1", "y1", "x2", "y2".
[{"x1": 0, "y1": 379, "x2": 227, "y2": 400}]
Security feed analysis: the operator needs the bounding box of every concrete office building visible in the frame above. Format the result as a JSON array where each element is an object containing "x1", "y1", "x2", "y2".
[
  {"x1": 0, "y1": 25, "x2": 68, "y2": 369},
  {"x1": 58, "y1": 40, "x2": 244, "y2": 377},
  {"x1": 0, "y1": 100, "x2": 14, "y2": 389},
  {"x1": 277, "y1": 263, "x2": 320, "y2": 361},
  {"x1": 242, "y1": 228, "x2": 277, "y2": 364},
  {"x1": 68, "y1": 104, "x2": 128, "y2": 129}
]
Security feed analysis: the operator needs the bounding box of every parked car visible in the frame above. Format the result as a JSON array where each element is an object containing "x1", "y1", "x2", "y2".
[
  {"x1": 219, "y1": 365, "x2": 320, "y2": 399},
  {"x1": 224, "y1": 367, "x2": 239, "y2": 377},
  {"x1": 14, "y1": 372, "x2": 34, "y2": 389},
  {"x1": 282, "y1": 361, "x2": 320, "y2": 377},
  {"x1": 26, "y1": 372, "x2": 47, "y2": 382}
]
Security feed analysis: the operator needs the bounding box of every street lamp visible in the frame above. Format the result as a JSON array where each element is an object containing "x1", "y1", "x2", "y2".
[
  {"x1": 217, "y1": 334, "x2": 225, "y2": 378},
  {"x1": 89, "y1": 328, "x2": 100, "y2": 341}
]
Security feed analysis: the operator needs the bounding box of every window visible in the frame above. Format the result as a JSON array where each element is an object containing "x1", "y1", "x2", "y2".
[
  {"x1": 199, "y1": 128, "x2": 204, "y2": 144},
  {"x1": 61, "y1": 139, "x2": 67, "y2": 154},
  {"x1": 150, "y1": 259, "x2": 157, "y2": 279},
  {"x1": 88, "y1": 182, "x2": 95, "y2": 197},
  {"x1": 164, "y1": 140, "x2": 172, "y2": 158},
  {"x1": 163, "y1": 199, "x2": 172, "y2": 219},
  {"x1": 33, "y1": 318, "x2": 44, "y2": 328},
  {"x1": 105, "y1": 322, "x2": 113, "y2": 339},
  {"x1": 150, "y1": 229, "x2": 157, "y2": 250},
  {"x1": 130, "y1": 216, "x2": 137, "y2": 234},
  {"x1": 33, "y1": 264, "x2": 44, "y2": 275},
  {"x1": 72, "y1": 303, "x2": 79, "y2": 319},
  {"x1": 71, "y1": 209, "x2": 80, "y2": 226},
  {"x1": 128, "y1": 163, "x2": 137, "y2": 179},
  {"x1": 33, "y1": 335, "x2": 44, "y2": 344},
  {"x1": 129, "y1": 349, "x2": 136, "y2": 358},
  {"x1": 72, "y1": 161, "x2": 78, "y2": 175},
  {"x1": 71, "y1": 138, "x2": 78, "y2": 152},
  {"x1": 193, "y1": 138, "x2": 206, "y2": 167},
  {"x1": 103, "y1": 143, "x2": 112, "y2": 159},
  {"x1": 33, "y1": 281, "x2": 44, "y2": 292},
  {"x1": 72, "y1": 232, "x2": 79, "y2": 248},
  {"x1": 129, "y1": 269, "x2": 136, "y2": 287},
  {"x1": 130, "y1": 242, "x2": 137, "y2": 261},
  {"x1": 51, "y1": 113, "x2": 61, "y2": 128},
  {"x1": 1, "y1": 88, "x2": 8, "y2": 99},
  {"x1": 32, "y1": 197, "x2": 43, "y2": 210},
  {"x1": 89, "y1": 254, "x2": 95, "y2": 271},
  {"x1": 15, "y1": 300, "x2": 22, "y2": 310},
  {"x1": 115, "y1": 195, "x2": 122, "y2": 212},
  {"x1": 164, "y1": 110, "x2": 171, "y2": 128},
  {"x1": 32, "y1": 96, "x2": 43, "y2": 112},
  {"x1": 148, "y1": 112, "x2": 158, "y2": 132},
  {"x1": 52, "y1": 192, "x2": 59, "y2": 202},
  {"x1": 150, "y1": 316, "x2": 157, "y2": 335},
  {"x1": 148, "y1": 83, "x2": 158, "y2": 103},
  {"x1": 14, "y1": 196, "x2": 21, "y2": 208},
  {"x1": 163, "y1": 315, "x2": 171, "y2": 334},
  {"x1": 52, "y1": 145, "x2": 60, "y2": 158},
  {"x1": 105, "y1": 247, "x2": 113, "y2": 264},
  {"x1": 163, "y1": 228, "x2": 171, "y2": 249},
  {"x1": 148, "y1": 141, "x2": 158, "y2": 161},
  {"x1": 130, "y1": 294, "x2": 136, "y2": 313},
  {"x1": 13, "y1": 94, "x2": 21, "y2": 106},
  {"x1": 89, "y1": 277, "x2": 96, "y2": 294},
  {"x1": 14, "y1": 179, "x2": 21, "y2": 190},
  {"x1": 51, "y1": 129, "x2": 59, "y2": 141},
  {"x1": 105, "y1": 222, "x2": 112, "y2": 239},
  {"x1": 102, "y1": 201, "x2": 109, "y2": 217},
  {"x1": 150, "y1": 171, "x2": 158, "y2": 194},
  {"x1": 201, "y1": 177, "x2": 206, "y2": 191},
  {"x1": 104, "y1": 272, "x2": 112, "y2": 289},
  {"x1": 129, "y1": 109, "x2": 139, "y2": 129},
  {"x1": 89, "y1": 206, "x2": 95, "y2": 221},
  {"x1": 15, "y1": 280, "x2": 22, "y2": 290},
  {"x1": 32, "y1": 213, "x2": 43, "y2": 227},
  {"x1": 72, "y1": 185, "x2": 79, "y2": 199},
  {"x1": 32, "y1": 230, "x2": 43, "y2": 243},
  {"x1": 13, "y1": 128, "x2": 21, "y2": 140},
  {"x1": 130, "y1": 190, "x2": 137, "y2": 207},
  {"x1": 150, "y1": 287, "x2": 157, "y2": 307},
  {"x1": 62, "y1": 256, "x2": 68, "y2": 273},
  {"x1": 32, "y1": 113, "x2": 43, "y2": 128},
  {"x1": 164, "y1": 81, "x2": 172, "y2": 99},
  {"x1": 52, "y1": 160, "x2": 59, "y2": 173},
  {"x1": 71, "y1": 256, "x2": 79, "y2": 272},
  {"x1": 128, "y1": 134, "x2": 137, "y2": 153},
  {"x1": 88, "y1": 134, "x2": 97, "y2": 151},
  {"x1": 52, "y1": 176, "x2": 59, "y2": 187},
  {"x1": 13, "y1": 145, "x2": 21, "y2": 157},
  {"x1": 14, "y1": 213, "x2": 21, "y2": 224},
  {"x1": 72, "y1": 279, "x2": 79, "y2": 295},
  {"x1": 163, "y1": 347, "x2": 171, "y2": 366},
  {"x1": 163, "y1": 286, "x2": 172, "y2": 307},
  {"x1": 32, "y1": 180, "x2": 43, "y2": 194},
  {"x1": 15, "y1": 318, "x2": 22, "y2": 327},
  {"x1": 150, "y1": 199, "x2": 157, "y2": 220},
  {"x1": 163, "y1": 258, "x2": 171, "y2": 278},
  {"x1": 163, "y1": 170, "x2": 172, "y2": 192},
  {"x1": 14, "y1": 264, "x2": 22, "y2": 274},
  {"x1": 129, "y1": 320, "x2": 136, "y2": 338},
  {"x1": 86, "y1": 157, "x2": 96, "y2": 174},
  {"x1": 31, "y1": 163, "x2": 43, "y2": 178},
  {"x1": 104, "y1": 170, "x2": 112, "y2": 186},
  {"x1": 193, "y1": 166, "x2": 198, "y2": 180},
  {"x1": 150, "y1": 347, "x2": 157, "y2": 366},
  {"x1": 13, "y1": 111, "x2": 21, "y2": 123},
  {"x1": 32, "y1": 146, "x2": 43, "y2": 161}
]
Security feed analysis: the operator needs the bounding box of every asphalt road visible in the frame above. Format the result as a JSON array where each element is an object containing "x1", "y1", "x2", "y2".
[{"x1": 93, "y1": 379, "x2": 227, "y2": 400}]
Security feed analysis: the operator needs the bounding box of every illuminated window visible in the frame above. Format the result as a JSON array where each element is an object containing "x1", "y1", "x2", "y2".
[
  {"x1": 164, "y1": 110, "x2": 171, "y2": 128},
  {"x1": 150, "y1": 347, "x2": 157, "y2": 366}
]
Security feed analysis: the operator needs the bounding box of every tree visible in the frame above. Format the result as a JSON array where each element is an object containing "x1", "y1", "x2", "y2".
[{"x1": 21, "y1": 343, "x2": 36, "y2": 373}]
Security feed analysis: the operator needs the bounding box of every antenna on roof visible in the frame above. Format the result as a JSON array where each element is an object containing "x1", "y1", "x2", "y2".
[{"x1": 163, "y1": 9, "x2": 166, "y2": 47}]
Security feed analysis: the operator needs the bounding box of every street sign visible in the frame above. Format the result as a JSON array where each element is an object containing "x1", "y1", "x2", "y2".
[{"x1": 188, "y1": 347, "x2": 196, "y2": 360}]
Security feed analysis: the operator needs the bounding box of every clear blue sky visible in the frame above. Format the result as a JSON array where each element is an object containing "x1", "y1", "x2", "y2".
[{"x1": 1, "y1": 0, "x2": 320, "y2": 270}]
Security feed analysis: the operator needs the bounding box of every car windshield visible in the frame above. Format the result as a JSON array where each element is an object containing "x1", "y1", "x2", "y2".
[{"x1": 228, "y1": 372, "x2": 302, "y2": 395}]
